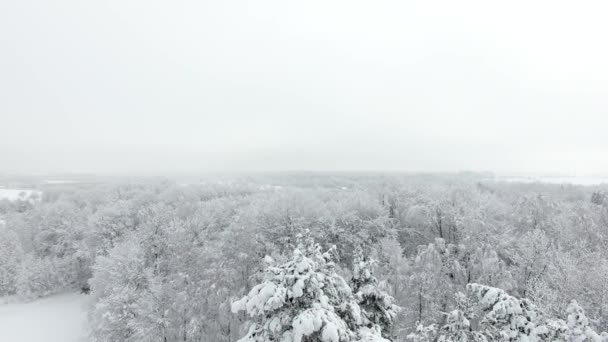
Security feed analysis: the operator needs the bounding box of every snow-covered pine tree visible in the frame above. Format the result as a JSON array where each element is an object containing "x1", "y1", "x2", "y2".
[
  {"x1": 435, "y1": 292, "x2": 487, "y2": 342},
  {"x1": 231, "y1": 231, "x2": 390, "y2": 342},
  {"x1": 466, "y1": 284, "x2": 608, "y2": 342},
  {"x1": 436, "y1": 309, "x2": 478, "y2": 342},
  {"x1": 535, "y1": 318, "x2": 568, "y2": 341},
  {"x1": 406, "y1": 322, "x2": 437, "y2": 342},
  {"x1": 530, "y1": 299, "x2": 608, "y2": 341},
  {"x1": 406, "y1": 289, "x2": 486, "y2": 342},
  {"x1": 412, "y1": 284, "x2": 608, "y2": 342},
  {"x1": 351, "y1": 247, "x2": 400, "y2": 339},
  {"x1": 467, "y1": 283, "x2": 542, "y2": 341},
  {"x1": 565, "y1": 300, "x2": 607, "y2": 342}
]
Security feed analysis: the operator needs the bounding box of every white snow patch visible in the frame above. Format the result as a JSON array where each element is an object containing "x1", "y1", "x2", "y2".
[
  {"x1": 0, "y1": 293, "x2": 90, "y2": 342},
  {"x1": 43, "y1": 180, "x2": 80, "y2": 184},
  {"x1": 495, "y1": 175, "x2": 608, "y2": 186},
  {"x1": 0, "y1": 189, "x2": 42, "y2": 202}
]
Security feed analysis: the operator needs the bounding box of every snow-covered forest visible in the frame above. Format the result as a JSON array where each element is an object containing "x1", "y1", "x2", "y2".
[{"x1": 2, "y1": 173, "x2": 608, "y2": 341}]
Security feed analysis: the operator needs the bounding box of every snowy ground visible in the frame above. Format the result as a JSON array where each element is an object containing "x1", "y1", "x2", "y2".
[
  {"x1": 0, "y1": 189, "x2": 42, "y2": 201},
  {"x1": 43, "y1": 180, "x2": 79, "y2": 184},
  {"x1": 494, "y1": 175, "x2": 608, "y2": 186},
  {"x1": 0, "y1": 293, "x2": 89, "y2": 342}
]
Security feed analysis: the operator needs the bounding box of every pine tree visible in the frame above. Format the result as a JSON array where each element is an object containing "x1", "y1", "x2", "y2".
[
  {"x1": 351, "y1": 247, "x2": 400, "y2": 339},
  {"x1": 406, "y1": 322, "x2": 437, "y2": 342},
  {"x1": 231, "y1": 231, "x2": 390, "y2": 342},
  {"x1": 565, "y1": 300, "x2": 607, "y2": 342},
  {"x1": 467, "y1": 283, "x2": 541, "y2": 341}
]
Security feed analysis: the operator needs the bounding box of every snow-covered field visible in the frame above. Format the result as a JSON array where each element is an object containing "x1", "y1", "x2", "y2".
[
  {"x1": 43, "y1": 180, "x2": 79, "y2": 184},
  {"x1": 0, "y1": 189, "x2": 42, "y2": 201},
  {"x1": 0, "y1": 293, "x2": 89, "y2": 342},
  {"x1": 496, "y1": 175, "x2": 608, "y2": 186}
]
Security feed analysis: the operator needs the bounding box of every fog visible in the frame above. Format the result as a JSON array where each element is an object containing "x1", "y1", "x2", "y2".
[{"x1": 1, "y1": 0, "x2": 607, "y2": 175}]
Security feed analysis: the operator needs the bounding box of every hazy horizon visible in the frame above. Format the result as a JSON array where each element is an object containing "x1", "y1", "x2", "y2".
[{"x1": 2, "y1": 0, "x2": 608, "y2": 175}]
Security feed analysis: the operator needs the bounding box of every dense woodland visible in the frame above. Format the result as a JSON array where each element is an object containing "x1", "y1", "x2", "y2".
[{"x1": 1, "y1": 173, "x2": 608, "y2": 341}]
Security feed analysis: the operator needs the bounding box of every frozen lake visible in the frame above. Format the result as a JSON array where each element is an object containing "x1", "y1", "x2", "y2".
[{"x1": 0, "y1": 293, "x2": 89, "y2": 342}]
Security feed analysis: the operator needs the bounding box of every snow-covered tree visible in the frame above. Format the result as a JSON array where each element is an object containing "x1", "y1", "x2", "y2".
[
  {"x1": 16, "y1": 254, "x2": 68, "y2": 298},
  {"x1": 231, "y1": 232, "x2": 390, "y2": 342},
  {"x1": 511, "y1": 229, "x2": 553, "y2": 298},
  {"x1": 466, "y1": 246, "x2": 514, "y2": 291},
  {"x1": 351, "y1": 248, "x2": 400, "y2": 339},
  {"x1": 415, "y1": 284, "x2": 608, "y2": 342},
  {"x1": 407, "y1": 239, "x2": 467, "y2": 327},
  {"x1": 6, "y1": 174, "x2": 608, "y2": 342},
  {"x1": 467, "y1": 283, "x2": 543, "y2": 341},
  {"x1": 565, "y1": 300, "x2": 607, "y2": 342},
  {"x1": 591, "y1": 191, "x2": 607, "y2": 206},
  {"x1": 406, "y1": 322, "x2": 437, "y2": 342},
  {"x1": 435, "y1": 292, "x2": 487, "y2": 342},
  {"x1": 89, "y1": 238, "x2": 149, "y2": 342},
  {"x1": 0, "y1": 225, "x2": 23, "y2": 295},
  {"x1": 87, "y1": 199, "x2": 138, "y2": 255}
]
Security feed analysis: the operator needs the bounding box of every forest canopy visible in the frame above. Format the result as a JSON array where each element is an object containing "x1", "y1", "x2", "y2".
[{"x1": 1, "y1": 173, "x2": 608, "y2": 341}]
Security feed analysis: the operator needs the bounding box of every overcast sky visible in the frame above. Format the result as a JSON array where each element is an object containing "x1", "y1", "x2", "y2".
[{"x1": 1, "y1": 0, "x2": 607, "y2": 175}]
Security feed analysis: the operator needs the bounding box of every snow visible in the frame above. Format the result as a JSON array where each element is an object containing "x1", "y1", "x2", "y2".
[
  {"x1": 321, "y1": 321, "x2": 339, "y2": 342},
  {"x1": 232, "y1": 234, "x2": 384, "y2": 342},
  {"x1": 496, "y1": 175, "x2": 608, "y2": 186},
  {"x1": 0, "y1": 293, "x2": 90, "y2": 342},
  {"x1": 43, "y1": 180, "x2": 79, "y2": 184},
  {"x1": 0, "y1": 189, "x2": 42, "y2": 201}
]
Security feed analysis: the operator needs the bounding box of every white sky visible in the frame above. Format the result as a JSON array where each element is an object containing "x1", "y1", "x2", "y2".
[{"x1": 1, "y1": 0, "x2": 607, "y2": 175}]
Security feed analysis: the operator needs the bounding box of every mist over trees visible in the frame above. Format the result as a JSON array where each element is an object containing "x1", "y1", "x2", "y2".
[{"x1": 1, "y1": 173, "x2": 608, "y2": 341}]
